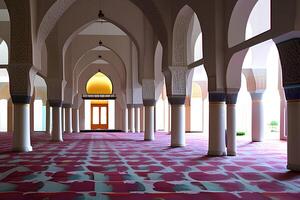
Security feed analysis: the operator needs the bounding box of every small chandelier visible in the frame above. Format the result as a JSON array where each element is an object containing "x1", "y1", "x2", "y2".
[{"x1": 97, "y1": 10, "x2": 107, "y2": 23}]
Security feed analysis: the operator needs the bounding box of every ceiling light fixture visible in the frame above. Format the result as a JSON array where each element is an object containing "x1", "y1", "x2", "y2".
[{"x1": 97, "y1": 10, "x2": 107, "y2": 23}]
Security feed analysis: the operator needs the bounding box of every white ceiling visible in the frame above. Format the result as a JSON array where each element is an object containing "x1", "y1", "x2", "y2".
[
  {"x1": 79, "y1": 22, "x2": 126, "y2": 36},
  {"x1": 92, "y1": 59, "x2": 109, "y2": 64},
  {"x1": 92, "y1": 46, "x2": 111, "y2": 51}
]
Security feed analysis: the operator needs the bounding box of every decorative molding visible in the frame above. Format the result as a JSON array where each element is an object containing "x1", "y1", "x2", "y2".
[
  {"x1": 250, "y1": 92, "x2": 264, "y2": 101},
  {"x1": 209, "y1": 92, "x2": 226, "y2": 102},
  {"x1": 62, "y1": 103, "x2": 72, "y2": 108},
  {"x1": 48, "y1": 100, "x2": 63, "y2": 107},
  {"x1": 11, "y1": 95, "x2": 31, "y2": 104},
  {"x1": 276, "y1": 38, "x2": 300, "y2": 86},
  {"x1": 143, "y1": 99, "x2": 156, "y2": 106},
  {"x1": 284, "y1": 85, "x2": 300, "y2": 101},
  {"x1": 226, "y1": 93, "x2": 238, "y2": 104},
  {"x1": 82, "y1": 94, "x2": 117, "y2": 100},
  {"x1": 142, "y1": 79, "x2": 155, "y2": 100},
  {"x1": 169, "y1": 66, "x2": 187, "y2": 96},
  {"x1": 168, "y1": 95, "x2": 186, "y2": 105}
]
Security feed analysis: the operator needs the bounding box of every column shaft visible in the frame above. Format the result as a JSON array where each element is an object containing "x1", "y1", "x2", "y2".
[
  {"x1": 280, "y1": 100, "x2": 287, "y2": 140},
  {"x1": 46, "y1": 102, "x2": 51, "y2": 135},
  {"x1": 72, "y1": 108, "x2": 80, "y2": 133},
  {"x1": 128, "y1": 106, "x2": 135, "y2": 132},
  {"x1": 30, "y1": 98, "x2": 34, "y2": 133},
  {"x1": 7, "y1": 99, "x2": 14, "y2": 133},
  {"x1": 134, "y1": 107, "x2": 140, "y2": 133},
  {"x1": 123, "y1": 108, "x2": 128, "y2": 132},
  {"x1": 12, "y1": 104, "x2": 32, "y2": 152},
  {"x1": 226, "y1": 104, "x2": 236, "y2": 156},
  {"x1": 79, "y1": 102, "x2": 85, "y2": 130},
  {"x1": 140, "y1": 106, "x2": 144, "y2": 132},
  {"x1": 65, "y1": 107, "x2": 72, "y2": 133},
  {"x1": 52, "y1": 106, "x2": 63, "y2": 142},
  {"x1": 144, "y1": 105, "x2": 155, "y2": 141},
  {"x1": 171, "y1": 104, "x2": 185, "y2": 147},
  {"x1": 287, "y1": 101, "x2": 300, "y2": 171},
  {"x1": 208, "y1": 102, "x2": 226, "y2": 156},
  {"x1": 252, "y1": 98, "x2": 264, "y2": 142},
  {"x1": 61, "y1": 108, "x2": 65, "y2": 133}
]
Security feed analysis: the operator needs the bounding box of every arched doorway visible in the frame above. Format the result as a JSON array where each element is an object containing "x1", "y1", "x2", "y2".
[{"x1": 84, "y1": 71, "x2": 115, "y2": 131}]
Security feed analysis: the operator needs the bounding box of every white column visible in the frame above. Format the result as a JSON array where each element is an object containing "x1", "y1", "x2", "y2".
[
  {"x1": 7, "y1": 99, "x2": 14, "y2": 133},
  {"x1": 226, "y1": 104, "x2": 236, "y2": 156},
  {"x1": 280, "y1": 99, "x2": 287, "y2": 140},
  {"x1": 30, "y1": 98, "x2": 34, "y2": 134},
  {"x1": 135, "y1": 106, "x2": 140, "y2": 133},
  {"x1": 251, "y1": 92, "x2": 264, "y2": 142},
  {"x1": 144, "y1": 105, "x2": 155, "y2": 141},
  {"x1": 208, "y1": 101, "x2": 226, "y2": 156},
  {"x1": 287, "y1": 101, "x2": 300, "y2": 171},
  {"x1": 79, "y1": 102, "x2": 85, "y2": 131},
  {"x1": 46, "y1": 101, "x2": 51, "y2": 135},
  {"x1": 61, "y1": 107, "x2": 65, "y2": 133},
  {"x1": 72, "y1": 108, "x2": 80, "y2": 133},
  {"x1": 65, "y1": 107, "x2": 72, "y2": 133},
  {"x1": 123, "y1": 108, "x2": 128, "y2": 132},
  {"x1": 140, "y1": 106, "x2": 144, "y2": 132},
  {"x1": 171, "y1": 104, "x2": 185, "y2": 147},
  {"x1": 168, "y1": 104, "x2": 171, "y2": 133},
  {"x1": 52, "y1": 106, "x2": 63, "y2": 142},
  {"x1": 12, "y1": 103, "x2": 32, "y2": 152},
  {"x1": 128, "y1": 105, "x2": 135, "y2": 132}
]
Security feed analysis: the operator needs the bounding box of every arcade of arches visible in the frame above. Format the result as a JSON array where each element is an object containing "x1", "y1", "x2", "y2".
[{"x1": 0, "y1": 0, "x2": 300, "y2": 198}]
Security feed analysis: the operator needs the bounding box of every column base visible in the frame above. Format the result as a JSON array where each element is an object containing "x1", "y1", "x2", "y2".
[
  {"x1": 170, "y1": 143, "x2": 186, "y2": 148},
  {"x1": 227, "y1": 151, "x2": 237, "y2": 156},
  {"x1": 287, "y1": 164, "x2": 300, "y2": 172},
  {"x1": 252, "y1": 139, "x2": 263, "y2": 142},
  {"x1": 144, "y1": 138, "x2": 154, "y2": 141},
  {"x1": 12, "y1": 145, "x2": 33, "y2": 152},
  {"x1": 207, "y1": 150, "x2": 227, "y2": 156},
  {"x1": 52, "y1": 139, "x2": 63, "y2": 142}
]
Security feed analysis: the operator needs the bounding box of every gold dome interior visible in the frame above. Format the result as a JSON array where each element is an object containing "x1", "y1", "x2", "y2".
[{"x1": 86, "y1": 72, "x2": 113, "y2": 95}]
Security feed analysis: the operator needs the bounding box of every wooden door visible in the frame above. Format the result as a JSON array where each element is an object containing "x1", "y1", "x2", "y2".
[{"x1": 91, "y1": 103, "x2": 109, "y2": 130}]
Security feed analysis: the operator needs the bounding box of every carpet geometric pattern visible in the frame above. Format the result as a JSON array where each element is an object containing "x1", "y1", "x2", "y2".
[{"x1": 0, "y1": 132, "x2": 299, "y2": 199}]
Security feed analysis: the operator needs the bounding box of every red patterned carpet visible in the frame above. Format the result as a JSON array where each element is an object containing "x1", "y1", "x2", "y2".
[{"x1": 0, "y1": 132, "x2": 299, "y2": 200}]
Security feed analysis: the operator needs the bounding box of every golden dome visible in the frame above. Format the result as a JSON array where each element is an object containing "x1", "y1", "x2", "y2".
[{"x1": 86, "y1": 72, "x2": 113, "y2": 95}]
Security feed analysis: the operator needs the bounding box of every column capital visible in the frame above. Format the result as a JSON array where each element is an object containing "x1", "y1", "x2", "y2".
[
  {"x1": 164, "y1": 66, "x2": 188, "y2": 96},
  {"x1": 142, "y1": 79, "x2": 155, "y2": 100},
  {"x1": 284, "y1": 84, "x2": 300, "y2": 101},
  {"x1": 168, "y1": 95, "x2": 186, "y2": 105},
  {"x1": 250, "y1": 92, "x2": 264, "y2": 101},
  {"x1": 276, "y1": 38, "x2": 300, "y2": 86},
  {"x1": 8, "y1": 64, "x2": 36, "y2": 104},
  {"x1": 209, "y1": 92, "x2": 226, "y2": 102},
  {"x1": 48, "y1": 100, "x2": 63, "y2": 107},
  {"x1": 226, "y1": 93, "x2": 238, "y2": 104},
  {"x1": 62, "y1": 103, "x2": 72, "y2": 108},
  {"x1": 127, "y1": 104, "x2": 134, "y2": 109},
  {"x1": 11, "y1": 95, "x2": 31, "y2": 104},
  {"x1": 132, "y1": 104, "x2": 143, "y2": 108},
  {"x1": 143, "y1": 99, "x2": 156, "y2": 106}
]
